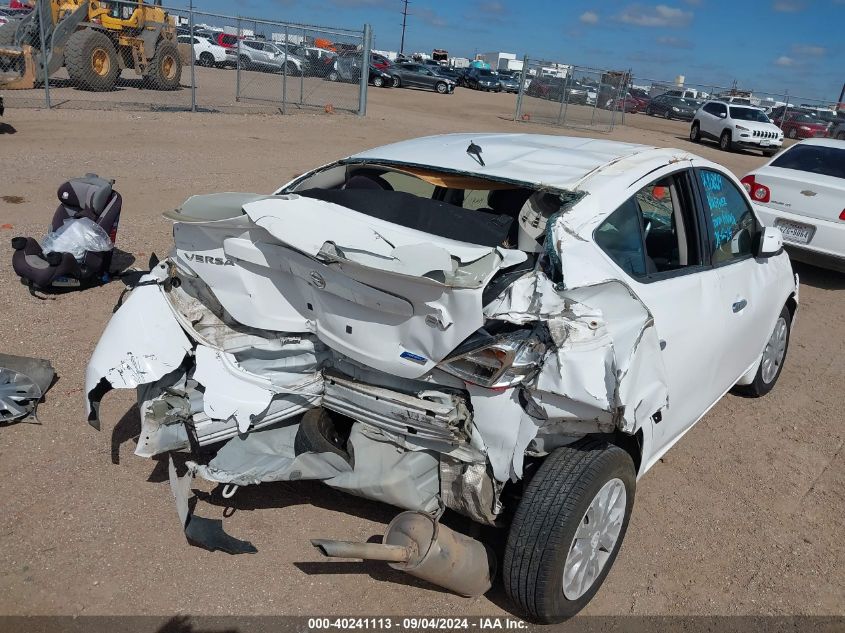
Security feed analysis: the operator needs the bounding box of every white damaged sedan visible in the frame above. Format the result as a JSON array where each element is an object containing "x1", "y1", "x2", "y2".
[{"x1": 85, "y1": 133, "x2": 798, "y2": 622}]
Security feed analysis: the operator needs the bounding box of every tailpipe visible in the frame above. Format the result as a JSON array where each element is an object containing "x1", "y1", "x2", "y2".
[{"x1": 311, "y1": 511, "x2": 496, "y2": 597}]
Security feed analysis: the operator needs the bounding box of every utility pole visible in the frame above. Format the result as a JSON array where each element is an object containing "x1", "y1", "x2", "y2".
[{"x1": 400, "y1": 0, "x2": 409, "y2": 54}]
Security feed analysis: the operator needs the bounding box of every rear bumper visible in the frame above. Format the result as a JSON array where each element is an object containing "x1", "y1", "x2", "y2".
[{"x1": 754, "y1": 204, "x2": 845, "y2": 269}]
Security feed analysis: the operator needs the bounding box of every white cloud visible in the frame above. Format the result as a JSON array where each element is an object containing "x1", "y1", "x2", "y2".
[
  {"x1": 616, "y1": 4, "x2": 694, "y2": 27},
  {"x1": 657, "y1": 35, "x2": 692, "y2": 48},
  {"x1": 775, "y1": 55, "x2": 796, "y2": 67},
  {"x1": 792, "y1": 44, "x2": 825, "y2": 56},
  {"x1": 580, "y1": 11, "x2": 599, "y2": 24},
  {"x1": 773, "y1": 1, "x2": 804, "y2": 11}
]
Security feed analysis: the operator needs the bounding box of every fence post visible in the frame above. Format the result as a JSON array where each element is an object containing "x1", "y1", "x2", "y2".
[
  {"x1": 557, "y1": 68, "x2": 571, "y2": 126},
  {"x1": 514, "y1": 54, "x2": 527, "y2": 121},
  {"x1": 37, "y1": 2, "x2": 50, "y2": 108},
  {"x1": 357, "y1": 23, "x2": 372, "y2": 116},
  {"x1": 281, "y1": 24, "x2": 288, "y2": 114},
  {"x1": 189, "y1": 0, "x2": 196, "y2": 112},
  {"x1": 300, "y1": 26, "x2": 305, "y2": 105},
  {"x1": 235, "y1": 16, "x2": 241, "y2": 101}
]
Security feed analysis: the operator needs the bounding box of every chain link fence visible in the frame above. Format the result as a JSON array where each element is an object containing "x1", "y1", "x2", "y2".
[
  {"x1": 0, "y1": 1, "x2": 370, "y2": 115},
  {"x1": 514, "y1": 57, "x2": 628, "y2": 132}
]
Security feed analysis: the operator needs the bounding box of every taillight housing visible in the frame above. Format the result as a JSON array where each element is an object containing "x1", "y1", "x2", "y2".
[
  {"x1": 839, "y1": 209, "x2": 845, "y2": 221},
  {"x1": 741, "y1": 175, "x2": 770, "y2": 203}
]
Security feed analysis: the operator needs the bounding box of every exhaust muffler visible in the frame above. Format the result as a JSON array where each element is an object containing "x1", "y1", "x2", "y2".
[{"x1": 311, "y1": 511, "x2": 496, "y2": 597}]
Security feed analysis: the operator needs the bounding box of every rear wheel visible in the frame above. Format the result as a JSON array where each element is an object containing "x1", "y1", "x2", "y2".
[
  {"x1": 284, "y1": 61, "x2": 298, "y2": 76},
  {"x1": 65, "y1": 28, "x2": 120, "y2": 91},
  {"x1": 690, "y1": 121, "x2": 701, "y2": 142},
  {"x1": 294, "y1": 408, "x2": 353, "y2": 466},
  {"x1": 787, "y1": 128, "x2": 798, "y2": 139},
  {"x1": 435, "y1": 81, "x2": 447, "y2": 94},
  {"x1": 146, "y1": 39, "x2": 182, "y2": 90},
  {"x1": 720, "y1": 129, "x2": 732, "y2": 151},
  {"x1": 198, "y1": 51, "x2": 214, "y2": 67},
  {"x1": 504, "y1": 440, "x2": 636, "y2": 623}
]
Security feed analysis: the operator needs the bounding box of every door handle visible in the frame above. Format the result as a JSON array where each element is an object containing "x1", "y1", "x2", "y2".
[{"x1": 732, "y1": 299, "x2": 747, "y2": 313}]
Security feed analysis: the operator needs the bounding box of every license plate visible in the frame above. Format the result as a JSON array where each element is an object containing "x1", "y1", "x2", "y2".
[
  {"x1": 775, "y1": 220, "x2": 813, "y2": 244},
  {"x1": 760, "y1": 139, "x2": 771, "y2": 146}
]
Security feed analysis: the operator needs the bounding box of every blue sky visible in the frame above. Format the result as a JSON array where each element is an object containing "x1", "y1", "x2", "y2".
[{"x1": 188, "y1": 0, "x2": 841, "y2": 100}]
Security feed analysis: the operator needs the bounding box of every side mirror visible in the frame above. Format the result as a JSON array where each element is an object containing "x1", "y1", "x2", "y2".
[
  {"x1": 718, "y1": 112, "x2": 727, "y2": 118},
  {"x1": 758, "y1": 226, "x2": 783, "y2": 257}
]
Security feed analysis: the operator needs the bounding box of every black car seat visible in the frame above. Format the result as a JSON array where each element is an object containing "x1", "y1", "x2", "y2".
[{"x1": 11, "y1": 174, "x2": 122, "y2": 291}]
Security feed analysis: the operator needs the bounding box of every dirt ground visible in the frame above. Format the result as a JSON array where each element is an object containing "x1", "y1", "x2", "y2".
[{"x1": 0, "y1": 85, "x2": 843, "y2": 620}]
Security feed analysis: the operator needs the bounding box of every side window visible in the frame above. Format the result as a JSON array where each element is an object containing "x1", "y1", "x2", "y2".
[
  {"x1": 716, "y1": 103, "x2": 727, "y2": 117},
  {"x1": 697, "y1": 169, "x2": 758, "y2": 265},
  {"x1": 703, "y1": 103, "x2": 718, "y2": 115},
  {"x1": 595, "y1": 199, "x2": 648, "y2": 277},
  {"x1": 596, "y1": 171, "x2": 702, "y2": 279}
]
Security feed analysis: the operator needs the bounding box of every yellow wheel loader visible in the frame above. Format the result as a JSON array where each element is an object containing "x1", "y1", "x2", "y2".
[{"x1": 0, "y1": 0, "x2": 181, "y2": 91}]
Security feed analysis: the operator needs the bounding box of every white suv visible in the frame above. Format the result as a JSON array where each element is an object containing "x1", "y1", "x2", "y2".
[
  {"x1": 177, "y1": 35, "x2": 230, "y2": 68},
  {"x1": 691, "y1": 100, "x2": 783, "y2": 156}
]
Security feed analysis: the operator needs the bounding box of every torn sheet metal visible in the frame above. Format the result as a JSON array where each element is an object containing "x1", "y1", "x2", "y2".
[
  {"x1": 192, "y1": 423, "x2": 441, "y2": 514},
  {"x1": 193, "y1": 345, "x2": 275, "y2": 434},
  {"x1": 85, "y1": 281, "x2": 192, "y2": 428},
  {"x1": 168, "y1": 456, "x2": 257, "y2": 554},
  {"x1": 466, "y1": 386, "x2": 539, "y2": 482},
  {"x1": 0, "y1": 354, "x2": 55, "y2": 423}
]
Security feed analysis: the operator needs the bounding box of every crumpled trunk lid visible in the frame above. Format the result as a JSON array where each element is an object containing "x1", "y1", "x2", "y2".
[{"x1": 172, "y1": 193, "x2": 527, "y2": 378}]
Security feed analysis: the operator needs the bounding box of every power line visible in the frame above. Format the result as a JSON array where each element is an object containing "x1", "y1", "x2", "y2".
[{"x1": 400, "y1": 0, "x2": 409, "y2": 54}]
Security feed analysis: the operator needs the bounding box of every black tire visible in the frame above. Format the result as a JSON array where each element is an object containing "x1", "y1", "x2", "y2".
[
  {"x1": 238, "y1": 54, "x2": 250, "y2": 69},
  {"x1": 327, "y1": 70, "x2": 339, "y2": 82},
  {"x1": 293, "y1": 408, "x2": 353, "y2": 466},
  {"x1": 787, "y1": 128, "x2": 798, "y2": 139},
  {"x1": 0, "y1": 21, "x2": 21, "y2": 73},
  {"x1": 720, "y1": 129, "x2": 733, "y2": 151},
  {"x1": 503, "y1": 440, "x2": 636, "y2": 623},
  {"x1": 392, "y1": 75, "x2": 400, "y2": 87},
  {"x1": 0, "y1": 20, "x2": 17, "y2": 46},
  {"x1": 198, "y1": 52, "x2": 214, "y2": 67},
  {"x1": 837, "y1": 132, "x2": 845, "y2": 140},
  {"x1": 763, "y1": 149, "x2": 777, "y2": 157},
  {"x1": 663, "y1": 110, "x2": 671, "y2": 119},
  {"x1": 372, "y1": 75, "x2": 384, "y2": 87},
  {"x1": 146, "y1": 39, "x2": 182, "y2": 90},
  {"x1": 64, "y1": 28, "x2": 120, "y2": 92},
  {"x1": 690, "y1": 121, "x2": 701, "y2": 142},
  {"x1": 435, "y1": 81, "x2": 447, "y2": 94},
  {"x1": 284, "y1": 61, "x2": 299, "y2": 76},
  {"x1": 733, "y1": 305, "x2": 791, "y2": 397}
]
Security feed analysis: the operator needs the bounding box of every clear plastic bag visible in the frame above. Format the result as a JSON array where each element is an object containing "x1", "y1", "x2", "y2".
[{"x1": 42, "y1": 218, "x2": 113, "y2": 261}]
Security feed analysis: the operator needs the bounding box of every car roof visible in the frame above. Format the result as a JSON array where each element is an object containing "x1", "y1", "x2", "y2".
[{"x1": 346, "y1": 133, "x2": 688, "y2": 193}]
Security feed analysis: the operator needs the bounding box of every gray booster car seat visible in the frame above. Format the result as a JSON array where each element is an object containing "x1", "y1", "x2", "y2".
[{"x1": 12, "y1": 174, "x2": 122, "y2": 290}]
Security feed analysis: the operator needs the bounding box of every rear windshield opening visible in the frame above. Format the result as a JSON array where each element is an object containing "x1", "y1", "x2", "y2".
[
  {"x1": 771, "y1": 145, "x2": 845, "y2": 179},
  {"x1": 289, "y1": 164, "x2": 571, "y2": 252}
]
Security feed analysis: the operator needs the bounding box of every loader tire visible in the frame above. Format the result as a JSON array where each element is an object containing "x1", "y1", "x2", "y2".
[
  {"x1": 146, "y1": 39, "x2": 182, "y2": 90},
  {"x1": 0, "y1": 20, "x2": 17, "y2": 46},
  {"x1": 65, "y1": 28, "x2": 120, "y2": 91},
  {"x1": 0, "y1": 21, "x2": 22, "y2": 73}
]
